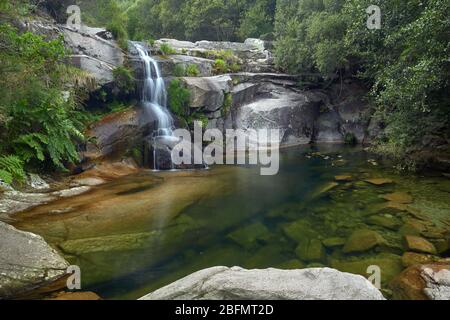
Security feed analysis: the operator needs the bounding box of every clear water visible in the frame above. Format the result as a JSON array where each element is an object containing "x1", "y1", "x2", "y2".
[{"x1": 13, "y1": 145, "x2": 450, "y2": 299}]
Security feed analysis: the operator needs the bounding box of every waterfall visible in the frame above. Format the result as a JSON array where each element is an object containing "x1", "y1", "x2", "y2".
[
  {"x1": 133, "y1": 43, "x2": 178, "y2": 170},
  {"x1": 134, "y1": 43, "x2": 174, "y2": 137}
]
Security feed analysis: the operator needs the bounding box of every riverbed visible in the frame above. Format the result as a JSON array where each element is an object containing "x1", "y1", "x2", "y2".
[{"x1": 12, "y1": 145, "x2": 450, "y2": 299}]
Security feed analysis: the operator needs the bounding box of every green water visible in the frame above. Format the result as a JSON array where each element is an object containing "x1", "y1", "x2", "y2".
[{"x1": 13, "y1": 145, "x2": 450, "y2": 299}]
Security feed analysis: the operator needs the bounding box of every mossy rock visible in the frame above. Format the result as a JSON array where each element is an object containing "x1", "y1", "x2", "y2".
[
  {"x1": 366, "y1": 215, "x2": 402, "y2": 231},
  {"x1": 227, "y1": 222, "x2": 272, "y2": 249},
  {"x1": 382, "y1": 192, "x2": 413, "y2": 204},
  {"x1": 322, "y1": 237, "x2": 346, "y2": 248},
  {"x1": 331, "y1": 253, "x2": 403, "y2": 285},
  {"x1": 295, "y1": 239, "x2": 326, "y2": 263},
  {"x1": 343, "y1": 229, "x2": 388, "y2": 254},
  {"x1": 244, "y1": 245, "x2": 287, "y2": 269},
  {"x1": 401, "y1": 252, "x2": 439, "y2": 267},
  {"x1": 404, "y1": 235, "x2": 437, "y2": 255},
  {"x1": 365, "y1": 178, "x2": 394, "y2": 186},
  {"x1": 276, "y1": 259, "x2": 306, "y2": 270},
  {"x1": 282, "y1": 219, "x2": 320, "y2": 243}
]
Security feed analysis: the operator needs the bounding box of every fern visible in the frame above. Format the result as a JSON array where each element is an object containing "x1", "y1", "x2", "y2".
[
  {"x1": 0, "y1": 155, "x2": 25, "y2": 184},
  {"x1": 14, "y1": 133, "x2": 48, "y2": 161}
]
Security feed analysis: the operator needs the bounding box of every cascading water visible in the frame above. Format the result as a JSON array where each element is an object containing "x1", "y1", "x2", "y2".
[{"x1": 133, "y1": 43, "x2": 178, "y2": 170}]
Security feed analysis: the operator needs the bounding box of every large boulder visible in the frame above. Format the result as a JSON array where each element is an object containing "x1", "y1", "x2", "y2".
[
  {"x1": 0, "y1": 222, "x2": 69, "y2": 299},
  {"x1": 61, "y1": 25, "x2": 125, "y2": 87},
  {"x1": 182, "y1": 75, "x2": 233, "y2": 111},
  {"x1": 139, "y1": 266, "x2": 385, "y2": 300},
  {"x1": 232, "y1": 84, "x2": 322, "y2": 146}
]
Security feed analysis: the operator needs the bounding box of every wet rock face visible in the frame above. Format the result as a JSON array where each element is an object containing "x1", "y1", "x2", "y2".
[
  {"x1": 82, "y1": 107, "x2": 156, "y2": 163},
  {"x1": 139, "y1": 266, "x2": 385, "y2": 300},
  {"x1": 0, "y1": 222, "x2": 69, "y2": 299}
]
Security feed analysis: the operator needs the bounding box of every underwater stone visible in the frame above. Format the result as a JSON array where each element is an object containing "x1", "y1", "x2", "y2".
[
  {"x1": 276, "y1": 259, "x2": 306, "y2": 270},
  {"x1": 282, "y1": 219, "x2": 319, "y2": 243},
  {"x1": 366, "y1": 215, "x2": 402, "y2": 231},
  {"x1": 227, "y1": 222, "x2": 271, "y2": 249},
  {"x1": 335, "y1": 175, "x2": 353, "y2": 182},
  {"x1": 401, "y1": 252, "x2": 439, "y2": 267},
  {"x1": 295, "y1": 239, "x2": 326, "y2": 263},
  {"x1": 365, "y1": 178, "x2": 394, "y2": 186},
  {"x1": 322, "y1": 237, "x2": 346, "y2": 248},
  {"x1": 382, "y1": 192, "x2": 413, "y2": 204},
  {"x1": 343, "y1": 229, "x2": 388, "y2": 254},
  {"x1": 404, "y1": 236, "x2": 437, "y2": 255},
  {"x1": 331, "y1": 253, "x2": 403, "y2": 285}
]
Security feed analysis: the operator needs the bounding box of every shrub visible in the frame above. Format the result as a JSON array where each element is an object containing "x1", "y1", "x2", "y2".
[
  {"x1": 160, "y1": 43, "x2": 176, "y2": 55},
  {"x1": 186, "y1": 64, "x2": 200, "y2": 77},
  {"x1": 113, "y1": 66, "x2": 135, "y2": 95},
  {"x1": 213, "y1": 59, "x2": 228, "y2": 74},
  {"x1": 173, "y1": 64, "x2": 186, "y2": 77},
  {"x1": 167, "y1": 79, "x2": 190, "y2": 117}
]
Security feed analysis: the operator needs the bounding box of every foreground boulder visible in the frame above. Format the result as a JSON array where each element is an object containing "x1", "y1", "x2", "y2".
[
  {"x1": 0, "y1": 222, "x2": 69, "y2": 299},
  {"x1": 140, "y1": 266, "x2": 385, "y2": 300}
]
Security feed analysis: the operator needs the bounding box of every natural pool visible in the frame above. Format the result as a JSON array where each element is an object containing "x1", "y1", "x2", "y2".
[{"x1": 13, "y1": 145, "x2": 450, "y2": 299}]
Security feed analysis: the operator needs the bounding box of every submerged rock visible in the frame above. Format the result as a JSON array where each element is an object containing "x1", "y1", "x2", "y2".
[
  {"x1": 335, "y1": 175, "x2": 353, "y2": 182},
  {"x1": 401, "y1": 252, "x2": 440, "y2": 267},
  {"x1": 322, "y1": 237, "x2": 346, "y2": 248},
  {"x1": 227, "y1": 222, "x2": 271, "y2": 249},
  {"x1": 343, "y1": 229, "x2": 388, "y2": 254},
  {"x1": 276, "y1": 259, "x2": 306, "y2": 270},
  {"x1": 295, "y1": 239, "x2": 326, "y2": 263},
  {"x1": 0, "y1": 222, "x2": 69, "y2": 299},
  {"x1": 382, "y1": 192, "x2": 413, "y2": 204},
  {"x1": 331, "y1": 253, "x2": 403, "y2": 285},
  {"x1": 404, "y1": 235, "x2": 437, "y2": 255},
  {"x1": 139, "y1": 266, "x2": 385, "y2": 300},
  {"x1": 282, "y1": 219, "x2": 319, "y2": 243},
  {"x1": 365, "y1": 178, "x2": 394, "y2": 186},
  {"x1": 366, "y1": 214, "x2": 402, "y2": 231}
]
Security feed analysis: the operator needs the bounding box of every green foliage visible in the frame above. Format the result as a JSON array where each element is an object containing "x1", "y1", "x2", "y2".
[
  {"x1": 167, "y1": 79, "x2": 191, "y2": 117},
  {"x1": 0, "y1": 23, "x2": 88, "y2": 175},
  {"x1": 213, "y1": 59, "x2": 228, "y2": 74},
  {"x1": 173, "y1": 64, "x2": 186, "y2": 77},
  {"x1": 160, "y1": 43, "x2": 176, "y2": 55},
  {"x1": 274, "y1": 0, "x2": 450, "y2": 164},
  {"x1": 127, "y1": 0, "x2": 275, "y2": 41},
  {"x1": 222, "y1": 93, "x2": 232, "y2": 117},
  {"x1": 0, "y1": 155, "x2": 25, "y2": 184},
  {"x1": 186, "y1": 64, "x2": 200, "y2": 77},
  {"x1": 113, "y1": 66, "x2": 135, "y2": 95},
  {"x1": 173, "y1": 64, "x2": 200, "y2": 77},
  {"x1": 77, "y1": 0, "x2": 129, "y2": 49}
]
